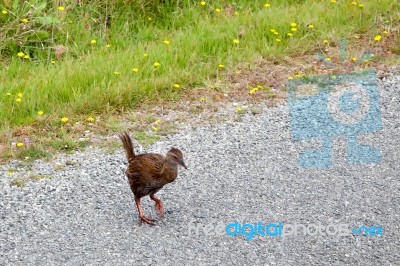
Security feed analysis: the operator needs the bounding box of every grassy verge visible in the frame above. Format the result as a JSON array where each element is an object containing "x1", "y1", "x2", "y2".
[{"x1": 1, "y1": 0, "x2": 399, "y2": 161}]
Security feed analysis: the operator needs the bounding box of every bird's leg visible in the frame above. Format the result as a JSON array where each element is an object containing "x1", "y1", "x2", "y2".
[
  {"x1": 150, "y1": 194, "x2": 164, "y2": 217},
  {"x1": 134, "y1": 197, "x2": 156, "y2": 225}
]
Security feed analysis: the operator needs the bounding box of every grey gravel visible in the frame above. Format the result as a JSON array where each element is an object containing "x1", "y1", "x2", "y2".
[{"x1": 1, "y1": 74, "x2": 399, "y2": 265}]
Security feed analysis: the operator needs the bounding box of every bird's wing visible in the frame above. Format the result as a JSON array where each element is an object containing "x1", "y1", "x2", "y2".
[{"x1": 127, "y1": 153, "x2": 165, "y2": 180}]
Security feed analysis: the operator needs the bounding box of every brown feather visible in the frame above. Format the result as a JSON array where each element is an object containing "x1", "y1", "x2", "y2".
[{"x1": 119, "y1": 131, "x2": 135, "y2": 161}]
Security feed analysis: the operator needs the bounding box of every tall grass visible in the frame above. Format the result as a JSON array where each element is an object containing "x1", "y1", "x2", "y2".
[{"x1": 0, "y1": 0, "x2": 398, "y2": 131}]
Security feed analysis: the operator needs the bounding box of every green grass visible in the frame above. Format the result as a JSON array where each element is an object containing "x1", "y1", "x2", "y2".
[
  {"x1": 50, "y1": 138, "x2": 89, "y2": 151},
  {"x1": 9, "y1": 174, "x2": 52, "y2": 187},
  {"x1": 136, "y1": 131, "x2": 161, "y2": 147},
  {"x1": 14, "y1": 145, "x2": 51, "y2": 160},
  {"x1": 1, "y1": 0, "x2": 399, "y2": 160},
  {"x1": 10, "y1": 179, "x2": 26, "y2": 187}
]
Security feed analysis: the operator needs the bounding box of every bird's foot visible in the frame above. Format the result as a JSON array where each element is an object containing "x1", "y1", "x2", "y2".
[
  {"x1": 155, "y1": 201, "x2": 164, "y2": 218},
  {"x1": 139, "y1": 215, "x2": 156, "y2": 225}
]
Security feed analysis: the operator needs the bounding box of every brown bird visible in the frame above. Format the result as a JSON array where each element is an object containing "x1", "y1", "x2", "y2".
[{"x1": 119, "y1": 131, "x2": 187, "y2": 225}]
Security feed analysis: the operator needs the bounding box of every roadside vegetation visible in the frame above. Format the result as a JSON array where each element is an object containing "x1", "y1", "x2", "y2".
[{"x1": 1, "y1": 0, "x2": 399, "y2": 161}]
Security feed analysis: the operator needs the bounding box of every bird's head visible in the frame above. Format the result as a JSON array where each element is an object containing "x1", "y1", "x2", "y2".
[{"x1": 167, "y1": 148, "x2": 187, "y2": 169}]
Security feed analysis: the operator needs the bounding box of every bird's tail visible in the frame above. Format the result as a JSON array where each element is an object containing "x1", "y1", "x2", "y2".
[{"x1": 119, "y1": 131, "x2": 135, "y2": 161}]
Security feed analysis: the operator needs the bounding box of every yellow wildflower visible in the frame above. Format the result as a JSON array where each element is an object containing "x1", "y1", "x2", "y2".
[
  {"x1": 200, "y1": 1, "x2": 206, "y2": 6},
  {"x1": 270, "y1": 29, "x2": 278, "y2": 35},
  {"x1": 51, "y1": 60, "x2": 56, "y2": 64},
  {"x1": 6, "y1": 92, "x2": 12, "y2": 96},
  {"x1": 155, "y1": 119, "x2": 161, "y2": 124},
  {"x1": 200, "y1": 97, "x2": 205, "y2": 102},
  {"x1": 308, "y1": 24, "x2": 314, "y2": 29},
  {"x1": 264, "y1": 3, "x2": 271, "y2": 8},
  {"x1": 163, "y1": 40, "x2": 170, "y2": 45},
  {"x1": 290, "y1": 22, "x2": 297, "y2": 27},
  {"x1": 287, "y1": 33, "x2": 293, "y2": 37},
  {"x1": 351, "y1": 1, "x2": 357, "y2": 5},
  {"x1": 236, "y1": 107, "x2": 242, "y2": 112},
  {"x1": 90, "y1": 39, "x2": 97, "y2": 44},
  {"x1": 325, "y1": 57, "x2": 331, "y2": 61},
  {"x1": 144, "y1": 53, "x2": 148, "y2": 57},
  {"x1": 233, "y1": 39, "x2": 239, "y2": 44},
  {"x1": 16, "y1": 98, "x2": 22, "y2": 103},
  {"x1": 154, "y1": 62, "x2": 160, "y2": 67},
  {"x1": 132, "y1": 68, "x2": 139, "y2": 73},
  {"x1": 22, "y1": 18, "x2": 29, "y2": 23},
  {"x1": 152, "y1": 126, "x2": 159, "y2": 131},
  {"x1": 323, "y1": 39, "x2": 329, "y2": 44},
  {"x1": 17, "y1": 52, "x2": 25, "y2": 57},
  {"x1": 215, "y1": 8, "x2": 221, "y2": 13},
  {"x1": 249, "y1": 87, "x2": 259, "y2": 95},
  {"x1": 16, "y1": 142, "x2": 24, "y2": 147},
  {"x1": 61, "y1": 117, "x2": 69, "y2": 123},
  {"x1": 383, "y1": 31, "x2": 388, "y2": 35},
  {"x1": 288, "y1": 76, "x2": 294, "y2": 80},
  {"x1": 113, "y1": 71, "x2": 120, "y2": 75},
  {"x1": 17, "y1": 93, "x2": 23, "y2": 98},
  {"x1": 23, "y1": 55, "x2": 30, "y2": 59},
  {"x1": 358, "y1": 4, "x2": 363, "y2": 8},
  {"x1": 276, "y1": 38, "x2": 282, "y2": 42},
  {"x1": 354, "y1": 34, "x2": 360, "y2": 39},
  {"x1": 330, "y1": 0, "x2": 336, "y2": 3},
  {"x1": 106, "y1": 44, "x2": 111, "y2": 48},
  {"x1": 352, "y1": 57, "x2": 357, "y2": 62},
  {"x1": 173, "y1": 83, "x2": 180, "y2": 88},
  {"x1": 218, "y1": 64, "x2": 225, "y2": 69},
  {"x1": 374, "y1": 35, "x2": 382, "y2": 41},
  {"x1": 234, "y1": 12, "x2": 239, "y2": 16},
  {"x1": 58, "y1": 6, "x2": 65, "y2": 11},
  {"x1": 291, "y1": 27, "x2": 297, "y2": 32},
  {"x1": 87, "y1": 117, "x2": 95, "y2": 122},
  {"x1": 38, "y1": 111, "x2": 44, "y2": 115},
  {"x1": 1, "y1": 10, "x2": 7, "y2": 14}
]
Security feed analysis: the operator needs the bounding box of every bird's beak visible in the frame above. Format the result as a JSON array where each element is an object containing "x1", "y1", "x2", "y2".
[{"x1": 179, "y1": 159, "x2": 187, "y2": 169}]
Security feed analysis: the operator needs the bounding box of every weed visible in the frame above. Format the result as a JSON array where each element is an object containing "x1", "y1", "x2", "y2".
[
  {"x1": 14, "y1": 146, "x2": 51, "y2": 161},
  {"x1": 29, "y1": 174, "x2": 52, "y2": 182},
  {"x1": 136, "y1": 131, "x2": 160, "y2": 147},
  {"x1": 10, "y1": 179, "x2": 26, "y2": 187}
]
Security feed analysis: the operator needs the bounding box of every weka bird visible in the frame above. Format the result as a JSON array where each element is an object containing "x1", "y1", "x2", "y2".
[{"x1": 119, "y1": 131, "x2": 187, "y2": 224}]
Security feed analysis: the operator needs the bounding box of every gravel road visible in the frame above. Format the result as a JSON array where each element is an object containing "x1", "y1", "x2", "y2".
[{"x1": 1, "y1": 74, "x2": 399, "y2": 265}]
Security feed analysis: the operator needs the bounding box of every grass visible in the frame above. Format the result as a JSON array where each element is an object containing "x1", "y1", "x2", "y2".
[
  {"x1": 14, "y1": 145, "x2": 50, "y2": 160},
  {"x1": 136, "y1": 131, "x2": 161, "y2": 147},
  {"x1": 10, "y1": 174, "x2": 52, "y2": 187},
  {"x1": 50, "y1": 138, "x2": 89, "y2": 151},
  {"x1": 10, "y1": 179, "x2": 26, "y2": 187},
  {"x1": 1, "y1": 0, "x2": 399, "y2": 161}
]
